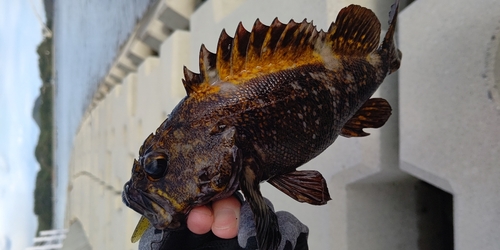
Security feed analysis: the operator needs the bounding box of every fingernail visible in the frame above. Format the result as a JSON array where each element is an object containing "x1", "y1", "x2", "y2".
[{"x1": 213, "y1": 208, "x2": 237, "y2": 230}]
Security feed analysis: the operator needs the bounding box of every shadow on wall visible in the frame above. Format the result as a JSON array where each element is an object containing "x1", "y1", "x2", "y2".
[
  {"x1": 346, "y1": 178, "x2": 453, "y2": 250},
  {"x1": 416, "y1": 181, "x2": 454, "y2": 250}
]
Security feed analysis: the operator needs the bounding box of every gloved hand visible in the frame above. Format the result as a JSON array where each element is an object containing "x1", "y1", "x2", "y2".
[
  {"x1": 138, "y1": 196, "x2": 309, "y2": 250},
  {"x1": 237, "y1": 198, "x2": 309, "y2": 250}
]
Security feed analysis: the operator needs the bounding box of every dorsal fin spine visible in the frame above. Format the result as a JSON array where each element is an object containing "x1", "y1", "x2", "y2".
[
  {"x1": 296, "y1": 19, "x2": 312, "y2": 47},
  {"x1": 230, "y1": 22, "x2": 251, "y2": 75},
  {"x1": 216, "y1": 29, "x2": 233, "y2": 80},
  {"x1": 261, "y1": 18, "x2": 286, "y2": 60},
  {"x1": 246, "y1": 19, "x2": 269, "y2": 65},
  {"x1": 275, "y1": 20, "x2": 299, "y2": 51},
  {"x1": 182, "y1": 66, "x2": 201, "y2": 96},
  {"x1": 292, "y1": 20, "x2": 314, "y2": 60},
  {"x1": 198, "y1": 45, "x2": 208, "y2": 83},
  {"x1": 199, "y1": 44, "x2": 218, "y2": 84}
]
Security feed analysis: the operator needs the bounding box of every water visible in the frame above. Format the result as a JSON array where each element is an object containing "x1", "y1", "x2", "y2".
[{"x1": 53, "y1": 0, "x2": 155, "y2": 229}]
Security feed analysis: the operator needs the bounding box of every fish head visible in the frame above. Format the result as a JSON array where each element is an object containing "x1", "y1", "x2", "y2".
[{"x1": 122, "y1": 113, "x2": 241, "y2": 230}]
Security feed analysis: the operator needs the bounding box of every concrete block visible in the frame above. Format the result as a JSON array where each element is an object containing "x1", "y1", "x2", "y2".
[
  {"x1": 117, "y1": 62, "x2": 135, "y2": 75},
  {"x1": 127, "y1": 40, "x2": 154, "y2": 66},
  {"x1": 141, "y1": 19, "x2": 170, "y2": 51},
  {"x1": 106, "y1": 85, "x2": 133, "y2": 191},
  {"x1": 110, "y1": 66, "x2": 126, "y2": 81},
  {"x1": 491, "y1": 30, "x2": 500, "y2": 108},
  {"x1": 117, "y1": 53, "x2": 138, "y2": 73},
  {"x1": 123, "y1": 73, "x2": 138, "y2": 117},
  {"x1": 346, "y1": 179, "x2": 419, "y2": 249},
  {"x1": 138, "y1": 56, "x2": 160, "y2": 76},
  {"x1": 136, "y1": 56, "x2": 167, "y2": 138},
  {"x1": 158, "y1": 30, "x2": 191, "y2": 111},
  {"x1": 210, "y1": 0, "x2": 246, "y2": 22},
  {"x1": 120, "y1": 73, "x2": 146, "y2": 159},
  {"x1": 399, "y1": 0, "x2": 500, "y2": 249},
  {"x1": 61, "y1": 220, "x2": 92, "y2": 250},
  {"x1": 157, "y1": 0, "x2": 197, "y2": 30},
  {"x1": 164, "y1": 0, "x2": 197, "y2": 19}
]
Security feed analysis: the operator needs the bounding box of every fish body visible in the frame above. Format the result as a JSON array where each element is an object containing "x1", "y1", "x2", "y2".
[{"x1": 123, "y1": 2, "x2": 401, "y2": 249}]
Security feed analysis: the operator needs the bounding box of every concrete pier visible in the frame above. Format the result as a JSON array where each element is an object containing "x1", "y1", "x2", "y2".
[{"x1": 62, "y1": 0, "x2": 500, "y2": 249}]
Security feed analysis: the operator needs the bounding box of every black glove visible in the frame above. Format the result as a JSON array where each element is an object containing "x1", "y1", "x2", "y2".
[
  {"x1": 138, "y1": 198, "x2": 309, "y2": 250},
  {"x1": 237, "y1": 198, "x2": 309, "y2": 250}
]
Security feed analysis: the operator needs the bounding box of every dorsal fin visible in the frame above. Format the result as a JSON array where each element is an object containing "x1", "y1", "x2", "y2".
[
  {"x1": 181, "y1": 4, "x2": 386, "y2": 97},
  {"x1": 225, "y1": 18, "x2": 323, "y2": 84},
  {"x1": 327, "y1": 4, "x2": 381, "y2": 56}
]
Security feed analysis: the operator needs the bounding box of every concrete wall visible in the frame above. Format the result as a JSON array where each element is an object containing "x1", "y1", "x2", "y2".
[
  {"x1": 399, "y1": 0, "x2": 500, "y2": 249},
  {"x1": 65, "y1": 0, "x2": 500, "y2": 249}
]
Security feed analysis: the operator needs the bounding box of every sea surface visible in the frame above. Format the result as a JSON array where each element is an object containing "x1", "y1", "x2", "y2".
[{"x1": 53, "y1": 0, "x2": 155, "y2": 229}]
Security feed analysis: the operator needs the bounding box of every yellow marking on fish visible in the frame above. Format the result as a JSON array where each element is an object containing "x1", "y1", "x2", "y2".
[
  {"x1": 223, "y1": 51, "x2": 324, "y2": 84},
  {"x1": 154, "y1": 187, "x2": 184, "y2": 210},
  {"x1": 152, "y1": 202, "x2": 170, "y2": 221},
  {"x1": 191, "y1": 83, "x2": 221, "y2": 100}
]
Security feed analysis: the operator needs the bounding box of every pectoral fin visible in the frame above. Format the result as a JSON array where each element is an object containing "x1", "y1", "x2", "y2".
[
  {"x1": 341, "y1": 98, "x2": 392, "y2": 137},
  {"x1": 268, "y1": 170, "x2": 331, "y2": 205},
  {"x1": 239, "y1": 158, "x2": 281, "y2": 250}
]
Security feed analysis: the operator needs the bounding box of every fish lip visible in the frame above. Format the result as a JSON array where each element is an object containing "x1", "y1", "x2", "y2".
[{"x1": 122, "y1": 182, "x2": 177, "y2": 230}]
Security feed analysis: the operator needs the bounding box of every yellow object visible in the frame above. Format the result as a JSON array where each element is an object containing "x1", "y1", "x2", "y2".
[{"x1": 131, "y1": 216, "x2": 150, "y2": 243}]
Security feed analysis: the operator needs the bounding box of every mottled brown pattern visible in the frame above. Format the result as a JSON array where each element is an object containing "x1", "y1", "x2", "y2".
[{"x1": 123, "y1": 2, "x2": 401, "y2": 249}]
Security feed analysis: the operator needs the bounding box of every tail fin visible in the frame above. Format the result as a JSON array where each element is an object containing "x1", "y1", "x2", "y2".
[{"x1": 381, "y1": 0, "x2": 402, "y2": 74}]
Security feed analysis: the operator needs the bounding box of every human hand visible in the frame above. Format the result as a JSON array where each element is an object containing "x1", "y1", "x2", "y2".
[
  {"x1": 138, "y1": 195, "x2": 309, "y2": 250},
  {"x1": 187, "y1": 195, "x2": 241, "y2": 239},
  {"x1": 138, "y1": 196, "x2": 243, "y2": 250}
]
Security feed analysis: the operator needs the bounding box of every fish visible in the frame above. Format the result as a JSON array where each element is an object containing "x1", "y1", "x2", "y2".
[{"x1": 122, "y1": 1, "x2": 401, "y2": 249}]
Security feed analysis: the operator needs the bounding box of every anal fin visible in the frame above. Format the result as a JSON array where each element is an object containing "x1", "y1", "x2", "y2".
[
  {"x1": 268, "y1": 170, "x2": 331, "y2": 205},
  {"x1": 341, "y1": 98, "x2": 392, "y2": 137}
]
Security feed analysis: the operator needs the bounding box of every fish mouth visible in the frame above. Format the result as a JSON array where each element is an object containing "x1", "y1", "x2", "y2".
[{"x1": 122, "y1": 182, "x2": 182, "y2": 230}]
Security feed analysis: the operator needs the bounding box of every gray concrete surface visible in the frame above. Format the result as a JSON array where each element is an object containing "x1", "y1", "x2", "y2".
[
  {"x1": 61, "y1": 220, "x2": 92, "y2": 250},
  {"x1": 399, "y1": 0, "x2": 500, "y2": 249}
]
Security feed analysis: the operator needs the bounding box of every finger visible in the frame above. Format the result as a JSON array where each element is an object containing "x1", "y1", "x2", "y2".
[
  {"x1": 211, "y1": 196, "x2": 241, "y2": 239},
  {"x1": 187, "y1": 205, "x2": 213, "y2": 235}
]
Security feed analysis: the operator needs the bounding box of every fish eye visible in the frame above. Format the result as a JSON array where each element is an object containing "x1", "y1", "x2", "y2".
[{"x1": 143, "y1": 152, "x2": 169, "y2": 179}]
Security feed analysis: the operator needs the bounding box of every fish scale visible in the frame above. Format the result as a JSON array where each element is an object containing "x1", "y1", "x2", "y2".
[
  {"x1": 227, "y1": 66, "x2": 339, "y2": 174},
  {"x1": 123, "y1": 1, "x2": 402, "y2": 249}
]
